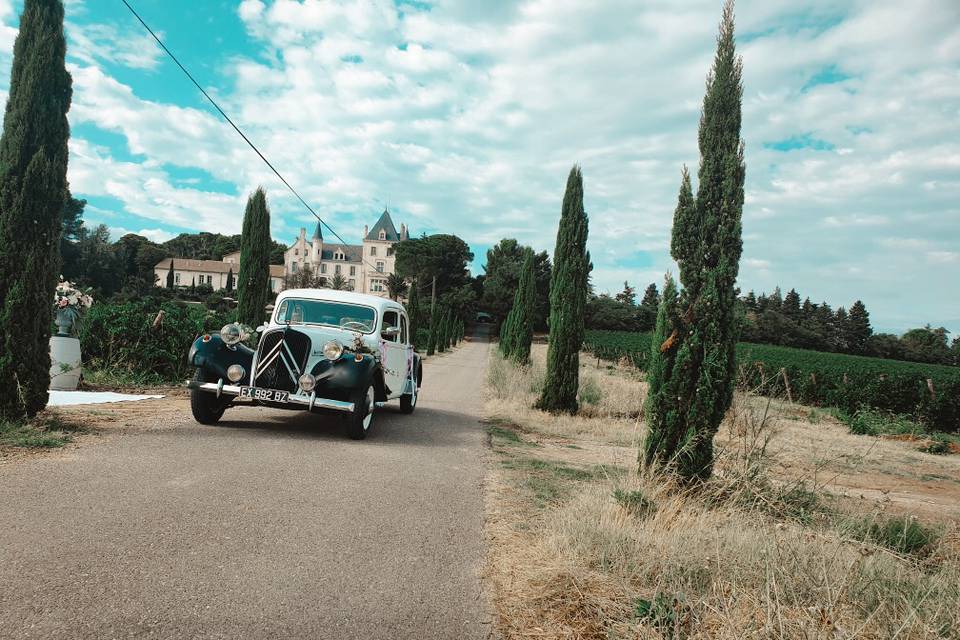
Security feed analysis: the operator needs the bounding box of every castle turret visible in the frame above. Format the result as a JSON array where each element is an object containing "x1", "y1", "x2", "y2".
[{"x1": 311, "y1": 221, "x2": 323, "y2": 260}]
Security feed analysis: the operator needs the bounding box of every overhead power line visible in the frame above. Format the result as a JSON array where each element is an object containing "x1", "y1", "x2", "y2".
[{"x1": 120, "y1": 0, "x2": 384, "y2": 274}]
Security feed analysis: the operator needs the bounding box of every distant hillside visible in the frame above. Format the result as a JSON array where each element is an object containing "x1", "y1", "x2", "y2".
[{"x1": 161, "y1": 232, "x2": 286, "y2": 265}]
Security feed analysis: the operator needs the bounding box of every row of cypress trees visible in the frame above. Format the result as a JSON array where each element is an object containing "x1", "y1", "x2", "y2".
[
  {"x1": 498, "y1": 247, "x2": 537, "y2": 365},
  {"x1": 512, "y1": 1, "x2": 744, "y2": 483},
  {"x1": 425, "y1": 304, "x2": 464, "y2": 355}
]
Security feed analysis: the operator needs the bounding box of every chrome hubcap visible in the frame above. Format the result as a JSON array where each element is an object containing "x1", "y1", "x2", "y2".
[{"x1": 362, "y1": 387, "x2": 374, "y2": 430}]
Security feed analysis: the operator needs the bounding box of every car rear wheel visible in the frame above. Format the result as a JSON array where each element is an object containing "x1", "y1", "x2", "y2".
[
  {"x1": 400, "y1": 365, "x2": 420, "y2": 414},
  {"x1": 346, "y1": 383, "x2": 375, "y2": 440},
  {"x1": 190, "y1": 368, "x2": 228, "y2": 425}
]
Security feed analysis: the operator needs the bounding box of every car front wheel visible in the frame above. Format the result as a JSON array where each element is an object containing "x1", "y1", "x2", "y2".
[
  {"x1": 346, "y1": 383, "x2": 375, "y2": 440},
  {"x1": 400, "y1": 368, "x2": 419, "y2": 414},
  {"x1": 190, "y1": 368, "x2": 228, "y2": 425}
]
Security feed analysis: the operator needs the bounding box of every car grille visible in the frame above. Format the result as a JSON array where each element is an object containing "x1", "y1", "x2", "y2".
[{"x1": 253, "y1": 328, "x2": 311, "y2": 393}]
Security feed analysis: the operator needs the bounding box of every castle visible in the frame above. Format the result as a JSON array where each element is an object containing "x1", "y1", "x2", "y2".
[{"x1": 154, "y1": 209, "x2": 408, "y2": 298}]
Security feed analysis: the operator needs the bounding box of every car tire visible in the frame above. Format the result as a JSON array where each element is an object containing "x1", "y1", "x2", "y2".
[
  {"x1": 346, "y1": 383, "x2": 375, "y2": 440},
  {"x1": 399, "y1": 364, "x2": 420, "y2": 414},
  {"x1": 190, "y1": 368, "x2": 228, "y2": 425}
]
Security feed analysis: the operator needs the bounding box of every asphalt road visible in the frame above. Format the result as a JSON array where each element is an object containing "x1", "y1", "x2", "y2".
[{"x1": 0, "y1": 329, "x2": 493, "y2": 639}]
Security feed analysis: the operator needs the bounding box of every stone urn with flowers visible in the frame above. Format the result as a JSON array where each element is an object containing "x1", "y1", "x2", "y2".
[{"x1": 50, "y1": 280, "x2": 93, "y2": 391}]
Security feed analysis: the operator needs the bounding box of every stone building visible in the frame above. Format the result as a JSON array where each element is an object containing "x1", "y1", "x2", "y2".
[{"x1": 154, "y1": 209, "x2": 408, "y2": 298}]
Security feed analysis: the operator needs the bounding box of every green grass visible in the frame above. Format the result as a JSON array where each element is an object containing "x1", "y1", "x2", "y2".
[
  {"x1": 613, "y1": 488, "x2": 656, "y2": 517},
  {"x1": 499, "y1": 455, "x2": 624, "y2": 506},
  {"x1": 839, "y1": 514, "x2": 941, "y2": 557},
  {"x1": 485, "y1": 419, "x2": 539, "y2": 447},
  {"x1": 82, "y1": 365, "x2": 174, "y2": 388},
  {"x1": 0, "y1": 414, "x2": 84, "y2": 449}
]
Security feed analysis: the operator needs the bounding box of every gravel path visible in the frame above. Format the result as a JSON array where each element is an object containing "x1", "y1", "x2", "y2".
[{"x1": 0, "y1": 330, "x2": 493, "y2": 639}]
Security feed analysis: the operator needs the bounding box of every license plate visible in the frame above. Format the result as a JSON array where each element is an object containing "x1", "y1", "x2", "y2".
[{"x1": 238, "y1": 386, "x2": 290, "y2": 403}]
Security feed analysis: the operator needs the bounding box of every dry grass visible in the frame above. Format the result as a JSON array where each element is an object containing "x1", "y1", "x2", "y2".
[{"x1": 485, "y1": 347, "x2": 960, "y2": 639}]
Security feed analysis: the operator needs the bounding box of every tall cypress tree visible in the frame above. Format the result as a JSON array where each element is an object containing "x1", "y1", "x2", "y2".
[
  {"x1": 226, "y1": 267, "x2": 234, "y2": 293},
  {"x1": 498, "y1": 310, "x2": 515, "y2": 357},
  {"x1": 536, "y1": 166, "x2": 590, "y2": 414},
  {"x1": 166, "y1": 260, "x2": 175, "y2": 289},
  {"x1": 406, "y1": 279, "x2": 420, "y2": 348},
  {"x1": 642, "y1": 1, "x2": 745, "y2": 481},
  {"x1": 236, "y1": 187, "x2": 271, "y2": 328},
  {"x1": 437, "y1": 308, "x2": 448, "y2": 353},
  {"x1": 426, "y1": 302, "x2": 438, "y2": 356},
  {"x1": 507, "y1": 248, "x2": 536, "y2": 365},
  {"x1": 0, "y1": 0, "x2": 72, "y2": 419}
]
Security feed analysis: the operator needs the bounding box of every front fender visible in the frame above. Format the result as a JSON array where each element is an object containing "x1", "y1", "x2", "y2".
[
  {"x1": 188, "y1": 334, "x2": 254, "y2": 384},
  {"x1": 311, "y1": 353, "x2": 381, "y2": 397}
]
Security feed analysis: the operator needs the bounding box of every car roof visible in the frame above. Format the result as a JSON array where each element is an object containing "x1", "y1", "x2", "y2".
[{"x1": 277, "y1": 288, "x2": 405, "y2": 314}]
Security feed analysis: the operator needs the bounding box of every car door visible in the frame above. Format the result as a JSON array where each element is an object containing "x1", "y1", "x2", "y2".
[{"x1": 380, "y1": 310, "x2": 407, "y2": 398}]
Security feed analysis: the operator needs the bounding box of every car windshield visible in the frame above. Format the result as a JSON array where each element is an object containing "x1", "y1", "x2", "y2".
[{"x1": 274, "y1": 298, "x2": 377, "y2": 333}]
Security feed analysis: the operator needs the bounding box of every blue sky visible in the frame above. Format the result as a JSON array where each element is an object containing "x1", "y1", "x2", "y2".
[{"x1": 0, "y1": 0, "x2": 958, "y2": 335}]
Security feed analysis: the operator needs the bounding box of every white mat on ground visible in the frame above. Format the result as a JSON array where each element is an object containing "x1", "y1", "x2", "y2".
[{"x1": 47, "y1": 391, "x2": 165, "y2": 406}]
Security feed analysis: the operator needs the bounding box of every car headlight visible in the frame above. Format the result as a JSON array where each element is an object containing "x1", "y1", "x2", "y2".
[
  {"x1": 299, "y1": 373, "x2": 316, "y2": 392},
  {"x1": 220, "y1": 323, "x2": 244, "y2": 346},
  {"x1": 226, "y1": 364, "x2": 245, "y2": 383},
  {"x1": 322, "y1": 340, "x2": 344, "y2": 361}
]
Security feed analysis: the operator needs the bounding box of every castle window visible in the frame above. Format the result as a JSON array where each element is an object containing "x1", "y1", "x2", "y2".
[
  {"x1": 379, "y1": 230, "x2": 386, "y2": 240},
  {"x1": 386, "y1": 246, "x2": 394, "y2": 256},
  {"x1": 175, "y1": 273, "x2": 181, "y2": 285},
  {"x1": 370, "y1": 246, "x2": 377, "y2": 256},
  {"x1": 376, "y1": 261, "x2": 384, "y2": 273},
  {"x1": 295, "y1": 249, "x2": 298, "y2": 256},
  {"x1": 335, "y1": 264, "x2": 341, "y2": 275},
  {"x1": 321, "y1": 263, "x2": 327, "y2": 274},
  {"x1": 349, "y1": 266, "x2": 356, "y2": 276},
  {"x1": 291, "y1": 263, "x2": 298, "y2": 273}
]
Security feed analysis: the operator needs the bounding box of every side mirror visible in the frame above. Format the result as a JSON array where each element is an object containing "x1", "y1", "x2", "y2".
[{"x1": 381, "y1": 326, "x2": 400, "y2": 339}]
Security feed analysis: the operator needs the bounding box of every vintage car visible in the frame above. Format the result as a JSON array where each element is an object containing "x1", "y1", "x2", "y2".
[{"x1": 186, "y1": 288, "x2": 422, "y2": 439}]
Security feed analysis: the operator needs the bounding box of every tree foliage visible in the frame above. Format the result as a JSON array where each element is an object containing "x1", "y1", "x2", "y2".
[
  {"x1": 0, "y1": 0, "x2": 73, "y2": 418},
  {"x1": 236, "y1": 188, "x2": 272, "y2": 328},
  {"x1": 501, "y1": 248, "x2": 537, "y2": 364},
  {"x1": 537, "y1": 166, "x2": 590, "y2": 414},
  {"x1": 482, "y1": 238, "x2": 551, "y2": 330},
  {"x1": 643, "y1": 1, "x2": 744, "y2": 480}
]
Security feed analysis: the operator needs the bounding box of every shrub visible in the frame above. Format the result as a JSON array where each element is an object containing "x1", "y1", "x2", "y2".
[
  {"x1": 842, "y1": 514, "x2": 940, "y2": 557},
  {"x1": 80, "y1": 298, "x2": 230, "y2": 383}
]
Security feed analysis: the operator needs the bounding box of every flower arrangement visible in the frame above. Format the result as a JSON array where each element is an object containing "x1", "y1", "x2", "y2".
[{"x1": 53, "y1": 279, "x2": 93, "y2": 336}]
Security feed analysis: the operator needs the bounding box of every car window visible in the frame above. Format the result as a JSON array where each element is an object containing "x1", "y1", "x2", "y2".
[
  {"x1": 382, "y1": 311, "x2": 400, "y2": 342},
  {"x1": 400, "y1": 315, "x2": 408, "y2": 344},
  {"x1": 274, "y1": 298, "x2": 377, "y2": 333}
]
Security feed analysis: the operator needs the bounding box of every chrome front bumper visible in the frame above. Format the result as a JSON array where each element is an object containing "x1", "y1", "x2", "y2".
[{"x1": 186, "y1": 380, "x2": 355, "y2": 413}]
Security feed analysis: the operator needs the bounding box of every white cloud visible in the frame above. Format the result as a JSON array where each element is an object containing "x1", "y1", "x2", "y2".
[{"x1": 0, "y1": 0, "x2": 953, "y2": 332}]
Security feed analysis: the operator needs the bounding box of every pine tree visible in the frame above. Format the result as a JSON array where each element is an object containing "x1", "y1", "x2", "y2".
[
  {"x1": 226, "y1": 267, "x2": 234, "y2": 293},
  {"x1": 506, "y1": 248, "x2": 536, "y2": 364},
  {"x1": 642, "y1": 0, "x2": 744, "y2": 481},
  {"x1": 615, "y1": 280, "x2": 636, "y2": 305},
  {"x1": 236, "y1": 188, "x2": 271, "y2": 328},
  {"x1": 166, "y1": 260, "x2": 175, "y2": 289},
  {"x1": 847, "y1": 300, "x2": 872, "y2": 354},
  {"x1": 406, "y1": 279, "x2": 420, "y2": 348},
  {"x1": 536, "y1": 166, "x2": 590, "y2": 414},
  {"x1": 744, "y1": 290, "x2": 757, "y2": 310},
  {"x1": 0, "y1": 0, "x2": 73, "y2": 419},
  {"x1": 783, "y1": 288, "x2": 801, "y2": 320},
  {"x1": 426, "y1": 302, "x2": 438, "y2": 356}
]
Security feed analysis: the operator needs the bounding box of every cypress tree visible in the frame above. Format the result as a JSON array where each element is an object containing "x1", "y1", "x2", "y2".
[
  {"x1": 508, "y1": 248, "x2": 536, "y2": 365},
  {"x1": 437, "y1": 308, "x2": 448, "y2": 353},
  {"x1": 0, "y1": 0, "x2": 73, "y2": 419},
  {"x1": 226, "y1": 267, "x2": 234, "y2": 293},
  {"x1": 642, "y1": 1, "x2": 745, "y2": 481},
  {"x1": 166, "y1": 260, "x2": 174, "y2": 289},
  {"x1": 190, "y1": 276, "x2": 196, "y2": 293},
  {"x1": 236, "y1": 187, "x2": 271, "y2": 328},
  {"x1": 499, "y1": 310, "x2": 515, "y2": 357},
  {"x1": 536, "y1": 166, "x2": 590, "y2": 414},
  {"x1": 406, "y1": 279, "x2": 420, "y2": 348},
  {"x1": 426, "y1": 302, "x2": 438, "y2": 356}
]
